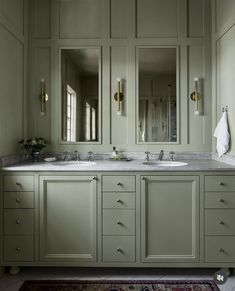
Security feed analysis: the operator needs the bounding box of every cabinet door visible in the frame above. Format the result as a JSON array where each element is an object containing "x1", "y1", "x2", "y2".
[
  {"x1": 141, "y1": 176, "x2": 199, "y2": 262},
  {"x1": 39, "y1": 176, "x2": 97, "y2": 262}
]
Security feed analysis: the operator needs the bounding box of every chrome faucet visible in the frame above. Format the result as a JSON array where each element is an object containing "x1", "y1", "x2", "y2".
[
  {"x1": 74, "y1": 150, "x2": 80, "y2": 161},
  {"x1": 64, "y1": 152, "x2": 70, "y2": 162},
  {"x1": 158, "y1": 150, "x2": 164, "y2": 161}
]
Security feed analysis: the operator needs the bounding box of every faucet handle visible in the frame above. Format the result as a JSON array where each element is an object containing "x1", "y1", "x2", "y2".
[
  {"x1": 88, "y1": 151, "x2": 94, "y2": 161},
  {"x1": 145, "y1": 151, "x2": 150, "y2": 162},
  {"x1": 64, "y1": 151, "x2": 70, "y2": 162},
  {"x1": 169, "y1": 151, "x2": 175, "y2": 161}
]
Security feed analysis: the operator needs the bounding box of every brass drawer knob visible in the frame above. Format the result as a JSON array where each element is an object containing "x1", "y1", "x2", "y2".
[
  {"x1": 116, "y1": 247, "x2": 122, "y2": 252},
  {"x1": 219, "y1": 198, "x2": 224, "y2": 203},
  {"x1": 219, "y1": 220, "x2": 225, "y2": 225},
  {"x1": 218, "y1": 181, "x2": 225, "y2": 186},
  {"x1": 16, "y1": 247, "x2": 21, "y2": 252},
  {"x1": 92, "y1": 176, "x2": 97, "y2": 180},
  {"x1": 116, "y1": 199, "x2": 122, "y2": 203},
  {"x1": 16, "y1": 198, "x2": 21, "y2": 203},
  {"x1": 219, "y1": 248, "x2": 225, "y2": 253},
  {"x1": 117, "y1": 182, "x2": 122, "y2": 186},
  {"x1": 15, "y1": 182, "x2": 22, "y2": 187},
  {"x1": 16, "y1": 220, "x2": 21, "y2": 225},
  {"x1": 117, "y1": 220, "x2": 123, "y2": 225}
]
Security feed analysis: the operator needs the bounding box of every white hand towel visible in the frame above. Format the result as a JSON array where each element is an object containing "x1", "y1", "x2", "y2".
[{"x1": 213, "y1": 111, "x2": 230, "y2": 157}]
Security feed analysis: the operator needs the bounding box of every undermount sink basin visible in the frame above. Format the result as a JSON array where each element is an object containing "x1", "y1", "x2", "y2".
[
  {"x1": 51, "y1": 161, "x2": 96, "y2": 166},
  {"x1": 156, "y1": 161, "x2": 188, "y2": 167},
  {"x1": 143, "y1": 161, "x2": 188, "y2": 167}
]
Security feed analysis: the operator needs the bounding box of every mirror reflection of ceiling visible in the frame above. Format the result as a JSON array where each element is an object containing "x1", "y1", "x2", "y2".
[
  {"x1": 139, "y1": 48, "x2": 176, "y2": 75},
  {"x1": 62, "y1": 48, "x2": 99, "y2": 76}
]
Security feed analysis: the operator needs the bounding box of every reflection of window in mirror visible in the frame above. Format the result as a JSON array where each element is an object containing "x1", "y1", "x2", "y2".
[
  {"x1": 61, "y1": 48, "x2": 100, "y2": 143},
  {"x1": 138, "y1": 47, "x2": 177, "y2": 143}
]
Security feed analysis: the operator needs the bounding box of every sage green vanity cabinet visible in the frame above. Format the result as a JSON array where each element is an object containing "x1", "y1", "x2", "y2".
[
  {"x1": 39, "y1": 175, "x2": 97, "y2": 262},
  {"x1": 140, "y1": 176, "x2": 199, "y2": 263},
  {"x1": 205, "y1": 175, "x2": 235, "y2": 263},
  {"x1": 3, "y1": 174, "x2": 35, "y2": 262}
]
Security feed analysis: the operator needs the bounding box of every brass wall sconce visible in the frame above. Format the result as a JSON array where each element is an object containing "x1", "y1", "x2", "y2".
[
  {"x1": 39, "y1": 78, "x2": 49, "y2": 115},
  {"x1": 190, "y1": 77, "x2": 201, "y2": 115},
  {"x1": 114, "y1": 78, "x2": 124, "y2": 115}
]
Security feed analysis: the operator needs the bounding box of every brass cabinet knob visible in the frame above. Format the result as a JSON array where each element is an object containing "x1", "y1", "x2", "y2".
[
  {"x1": 16, "y1": 247, "x2": 21, "y2": 252},
  {"x1": 218, "y1": 181, "x2": 225, "y2": 186},
  {"x1": 116, "y1": 199, "x2": 122, "y2": 203},
  {"x1": 16, "y1": 220, "x2": 21, "y2": 225},
  {"x1": 116, "y1": 247, "x2": 122, "y2": 252},
  {"x1": 16, "y1": 198, "x2": 21, "y2": 203},
  {"x1": 219, "y1": 248, "x2": 225, "y2": 253},
  {"x1": 142, "y1": 176, "x2": 145, "y2": 180},
  {"x1": 15, "y1": 182, "x2": 22, "y2": 187},
  {"x1": 219, "y1": 220, "x2": 225, "y2": 225},
  {"x1": 219, "y1": 198, "x2": 224, "y2": 203},
  {"x1": 92, "y1": 176, "x2": 97, "y2": 180},
  {"x1": 117, "y1": 220, "x2": 122, "y2": 225},
  {"x1": 117, "y1": 182, "x2": 122, "y2": 186}
]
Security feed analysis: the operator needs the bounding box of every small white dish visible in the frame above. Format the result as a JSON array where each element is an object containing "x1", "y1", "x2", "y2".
[{"x1": 44, "y1": 157, "x2": 57, "y2": 162}]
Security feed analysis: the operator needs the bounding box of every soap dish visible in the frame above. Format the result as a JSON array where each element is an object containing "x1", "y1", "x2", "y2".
[{"x1": 44, "y1": 157, "x2": 57, "y2": 162}]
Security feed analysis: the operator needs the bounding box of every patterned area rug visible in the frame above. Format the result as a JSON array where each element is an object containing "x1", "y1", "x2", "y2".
[{"x1": 19, "y1": 280, "x2": 220, "y2": 291}]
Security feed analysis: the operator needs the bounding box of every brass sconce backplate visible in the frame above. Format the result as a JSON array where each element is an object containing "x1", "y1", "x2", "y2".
[{"x1": 114, "y1": 92, "x2": 124, "y2": 102}]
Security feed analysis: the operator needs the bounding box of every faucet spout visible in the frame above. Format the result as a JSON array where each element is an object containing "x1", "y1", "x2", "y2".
[
  {"x1": 74, "y1": 150, "x2": 80, "y2": 161},
  {"x1": 158, "y1": 150, "x2": 164, "y2": 161}
]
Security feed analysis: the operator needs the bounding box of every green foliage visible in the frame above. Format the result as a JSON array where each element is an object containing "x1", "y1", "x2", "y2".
[{"x1": 19, "y1": 137, "x2": 47, "y2": 153}]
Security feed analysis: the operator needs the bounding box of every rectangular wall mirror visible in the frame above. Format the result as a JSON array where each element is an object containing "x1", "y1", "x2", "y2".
[
  {"x1": 137, "y1": 47, "x2": 178, "y2": 143},
  {"x1": 61, "y1": 48, "x2": 101, "y2": 143}
]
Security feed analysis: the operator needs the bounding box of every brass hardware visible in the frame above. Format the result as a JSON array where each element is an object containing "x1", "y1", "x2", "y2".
[
  {"x1": 16, "y1": 247, "x2": 21, "y2": 252},
  {"x1": 39, "y1": 78, "x2": 49, "y2": 115},
  {"x1": 16, "y1": 198, "x2": 21, "y2": 203},
  {"x1": 117, "y1": 182, "x2": 122, "y2": 186},
  {"x1": 116, "y1": 247, "x2": 122, "y2": 252},
  {"x1": 114, "y1": 78, "x2": 124, "y2": 115},
  {"x1": 92, "y1": 176, "x2": 97, "y2": 181},
  {"x1": 219, "y1": 181, "x2": 224, "y2": 186},
  {"x1": 15, "y1": 182, "x2": 22, "y2": 187},
  {"x1": 117, "y1": 220, "x2": 122, "y2": 225},
  {"x1": 142, "y1": 176, "x2": 145, "y2": 180},
  {"x1": 219, "y1": 220, "x2": 225, "y2": 225},
  {"x1": 117, "y1": 199, "x2": 122, "y2": 203},
  {"x1": 190, "y1": 77, "x2": 201, "y2": 115},
  {"x1": 219, "y1": 198, "x2": 224, "y2": 203},
  {"x1": 219, "y1": 248, "x2": 225, "y2": 253},
  {"x1": 16, "y1": 220, "x2": 21, "y2": 224}
]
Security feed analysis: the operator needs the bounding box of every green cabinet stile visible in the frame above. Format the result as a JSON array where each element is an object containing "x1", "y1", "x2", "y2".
[
  {"x1": 140, "y1": 176, "x2": 200, "y2": 263},
  {"x1": 39, "y1": 175, "x2": 97, "y2": 262}
]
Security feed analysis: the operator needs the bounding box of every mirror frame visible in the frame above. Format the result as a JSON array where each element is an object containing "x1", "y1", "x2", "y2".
[
  {"x1": 58, "y1": 46, "x2": 102, "y2": 145},
  {"x1": 136, "y1": 45, "x2": 179, "y2": 145}
]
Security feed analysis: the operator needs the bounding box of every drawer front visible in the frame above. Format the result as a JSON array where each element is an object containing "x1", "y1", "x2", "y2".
[
  {"x1": 4, "y1": 209, "x2": 34, "y2": 235},
  {"x1": 102, "y1": 236, "x2": 135, "y2": 262},
  {"x1": 4, "y1": 236, "x2": 34, "y2": 262},
  {"x1": 4, "y1": 175, "x2": 34, "y2": 192},
  {"x1": 205, "y1": 236, "x2": 235, "y2": 262},
  {"x1": 102, "y1": 176, "x2": 135, "y2": 192},
  {"x1": 205, "y1": 192, "x2": 235, "y2": 208},
  {"x1": 4, "y1": 192, "x2": 34, "y2": 209},
  {"x1": 103, "y1": 209, "x2": 135, "y2": 235},
  {"x1": 205, "y1": 176, "x2": 235, "y2": 192},
  {"x1": 205, "y1": 209, "x2": 235, "y2": 235},
  {"x1": 103, "y1": 193, "x2": 135, "y2": 209}
]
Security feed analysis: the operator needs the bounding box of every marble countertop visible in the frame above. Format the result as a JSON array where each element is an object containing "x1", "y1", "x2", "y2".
[{"x1": 1, "y1": 159, "x2": 235, "y2": 172}]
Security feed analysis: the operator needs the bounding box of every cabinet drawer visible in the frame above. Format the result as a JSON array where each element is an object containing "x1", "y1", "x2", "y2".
[
  {"x1": 103, "y1": 193, "x2": 135, "y2": 209},
  {"x1": 4, "y1": 236, "x2": 34, "y2": 262},
  {"x1": 4, "y1": 175, "x2": 34, "y2": 192},
  {"x1": 4, "y1": 192, "x2": 34, "y2": 209},
  {"x1": 205, "y1": 192, "x2": 235, "y2": 208},
  {"x1": 102, "y1": 236, "x2": 135, "y2": 262},
  {"x1": 205, "y1": 236, "x2": 235, "y2": 262},
  {"x1": 205, "y1": 176, "x2": 235, "y2": 192},
  {"x1": 103, "y1": 209, "x2": 135, "y2": 235},
  {"x1": 4, "y1": 209, "x2": 34, "y2": 235},
  {"x1": 205, "y1": 209, "x2": 235, "y2": 235},
  {"x1": 102, "y1": 176, "x2": 135, "y2": 192}
]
